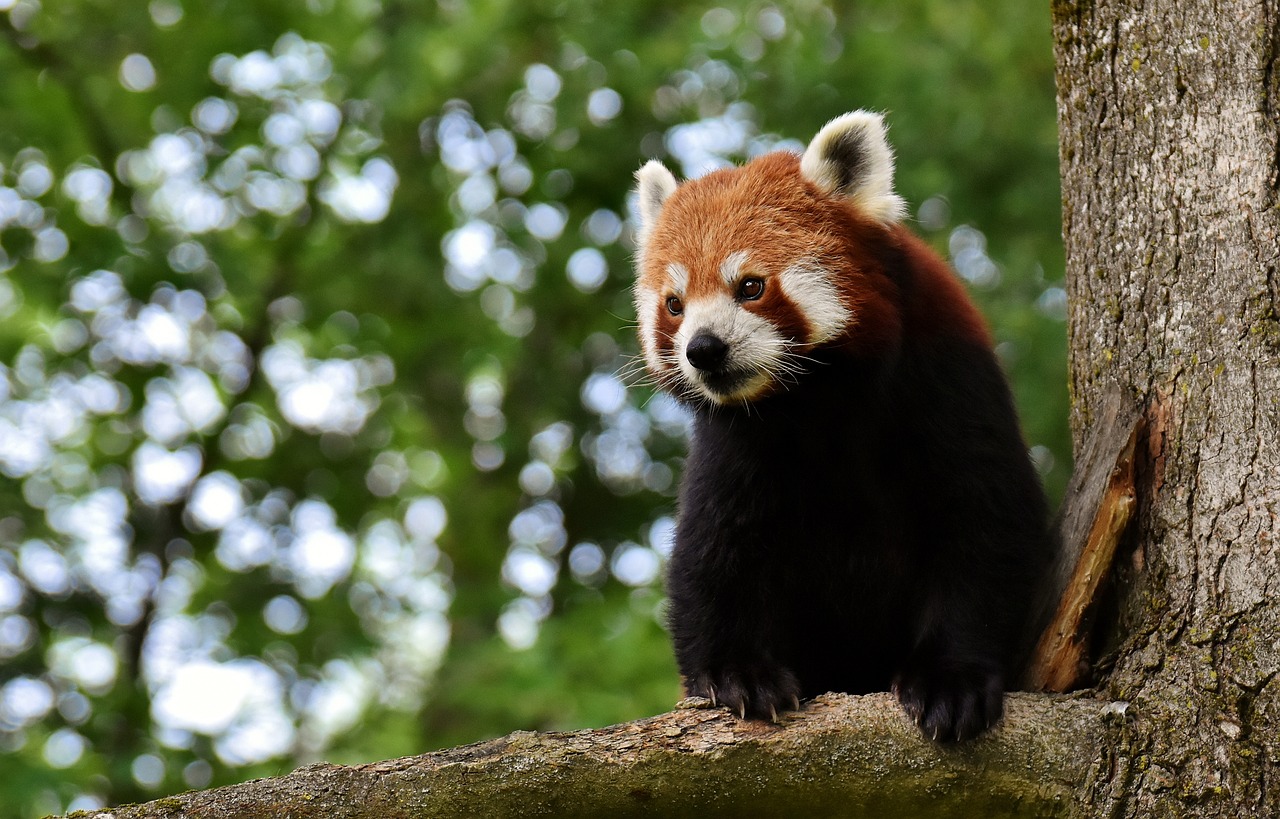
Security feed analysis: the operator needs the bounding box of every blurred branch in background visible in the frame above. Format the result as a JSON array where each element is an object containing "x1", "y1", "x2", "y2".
[{"x1": 0, "y1": 1, "x2": 1065, "y2": 815}]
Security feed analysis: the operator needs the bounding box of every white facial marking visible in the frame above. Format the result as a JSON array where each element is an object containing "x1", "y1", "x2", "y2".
[
  {"x1": 639, "y1": 253, "x2": 843, "y2": 405},
  {"x1": 634, "y1": 285, "x2": 661, "y2": 372},
  {"x1": 778, "y1": 260, "x2": 851, "y2": 344},
  {"x1": 676, "y1": 292, "x2": 785, "y2": 404},
  {"x1": 719, "y1": 250, "x2": 750, "y2": 287},
  {"x1": 667, "y1": 262, "x2": 689, "y2": 294}
]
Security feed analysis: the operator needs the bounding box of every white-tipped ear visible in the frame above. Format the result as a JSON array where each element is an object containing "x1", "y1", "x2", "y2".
[
  {"x1": 634, "y1": 160, "x2": 678, "y2": 244},
  {"x1": 800, "y1": 111, "x2": 906, "y2": 223}
]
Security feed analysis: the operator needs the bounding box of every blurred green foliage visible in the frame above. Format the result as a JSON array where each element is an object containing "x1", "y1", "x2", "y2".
[{"x1": 0, "y1": 0, "x2": 1065, "y2": 814}]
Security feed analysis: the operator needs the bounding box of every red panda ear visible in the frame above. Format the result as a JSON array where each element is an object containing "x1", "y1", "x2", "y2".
[
  {"x1": 800, "y1": 111, "x2": 906, "y2": 224},
  {"x1": 634, "y1": 160, "x2": 678, "y2": 247}
]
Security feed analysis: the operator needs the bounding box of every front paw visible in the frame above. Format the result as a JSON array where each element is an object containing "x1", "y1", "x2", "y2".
[
  {"x1": 892, "y1": 661, "x2": 1004, "y2": 742},
  {"x1": 686, "y1": 664, "x2": 802, "y2": 723}
]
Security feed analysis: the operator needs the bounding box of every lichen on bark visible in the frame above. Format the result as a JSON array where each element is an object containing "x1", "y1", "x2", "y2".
[{"x1": 1055, "y1": 0, "x2": 1280, "y2": 814}]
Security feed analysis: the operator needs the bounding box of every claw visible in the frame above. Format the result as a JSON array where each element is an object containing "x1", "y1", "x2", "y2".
[
  {"x1": 738, "y1": 702, "x2": 746, "y2": 720},
  {"x1": 708, "y1": 684, "x2": 717, "y2": 707},
  {"x1": 791, "y1": 694, "x2": 801, "y2": 712},
  {"x1": 769, "y1": 704, "x2": 779, "y2": 723}
]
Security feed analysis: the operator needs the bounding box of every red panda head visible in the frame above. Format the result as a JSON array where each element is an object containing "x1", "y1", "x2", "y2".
[{"x1": 632, "y1": 111, "x2": 907, "y2": 406}]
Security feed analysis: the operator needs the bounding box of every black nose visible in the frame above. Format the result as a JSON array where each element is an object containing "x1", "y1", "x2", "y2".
[{"x1": 685, "y1": 333, "x2": 729, "y2": 372}]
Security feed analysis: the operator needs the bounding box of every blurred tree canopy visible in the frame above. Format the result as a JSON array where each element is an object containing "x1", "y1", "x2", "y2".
[{"x1": 0, "y1": 0, "x2": 1065, "y2": 814}]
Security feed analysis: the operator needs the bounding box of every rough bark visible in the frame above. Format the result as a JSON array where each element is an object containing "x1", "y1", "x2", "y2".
[
  {"x1": 72, "y1": 694, "x2": 1108, "y2": 819},
  {"x1": 1027, "y1": 388, "x2": 1143, "y2": 692},
  {"x1": 1055, "y1": 0, "x2": 1280, "y2": 813}
]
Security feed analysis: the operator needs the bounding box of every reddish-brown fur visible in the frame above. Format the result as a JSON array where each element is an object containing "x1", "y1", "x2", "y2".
[
  {"x1": 638, "y1": 152, "x2": 990, "y2": 371},
  {"x1": 886, "y1": 225, "x2": 993, "y2": 347}
]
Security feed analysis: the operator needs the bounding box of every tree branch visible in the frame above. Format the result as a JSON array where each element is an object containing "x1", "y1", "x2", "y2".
[{"x1": 71, "y1": 693, "x2": 1110, "y2": 818}]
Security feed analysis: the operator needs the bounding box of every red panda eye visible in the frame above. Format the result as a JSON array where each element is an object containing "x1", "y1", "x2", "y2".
[
  {"x1": 738, "y1": 277, "x2": 765, "y2": 301},
  {"x1": 666, "y1": 296, "x2": 684, "y2": 316}
]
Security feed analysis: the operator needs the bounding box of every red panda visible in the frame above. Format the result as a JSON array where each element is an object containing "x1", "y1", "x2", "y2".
[{"x1": 632, "y1": 112, "x2": 1052, "y2": 741}]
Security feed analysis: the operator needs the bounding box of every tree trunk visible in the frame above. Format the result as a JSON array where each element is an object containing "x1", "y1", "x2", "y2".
[{"x1": 1055, "y1": 0, "x2": 1280, "y2": 813}]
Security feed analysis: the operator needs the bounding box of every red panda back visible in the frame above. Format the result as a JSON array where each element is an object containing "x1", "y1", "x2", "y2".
[{"x1": 886, "y1": 224, "x2": 994, "y2": 349}]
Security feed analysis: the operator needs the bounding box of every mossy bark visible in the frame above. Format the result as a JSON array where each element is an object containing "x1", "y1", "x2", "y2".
[
  {"x1": 70, "y1": 694, "x2": 1108, "y2": 819},
  {"x1": 1055, "y1": 0, "x2": 1280, "y2": 814}
]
